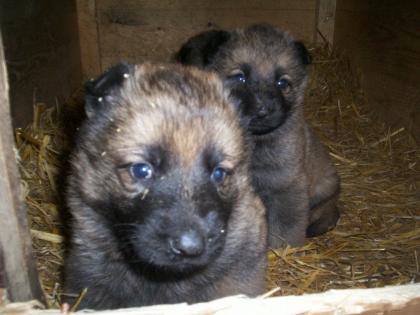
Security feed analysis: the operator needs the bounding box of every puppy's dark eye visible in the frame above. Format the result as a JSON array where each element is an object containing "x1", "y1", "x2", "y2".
[
  {"x1": 228, "y1": 72, "x2": 246, "y2": 84},
  {"x1": 131, "y1": 163, "x2": 153, "y2": 179},
  {"x1": 276, "y1": 78, "x2": 290, "y2": 90},
  {"x1": 211, "y1": 167, "x2": 226, "y2": 184}
]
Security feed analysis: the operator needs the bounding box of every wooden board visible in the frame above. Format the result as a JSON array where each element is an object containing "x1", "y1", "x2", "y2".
[
  {"x1": 315, "y1": 0, "x2": 336, "y2": 45},
  {"x1": 76, "y1": 0, "x2": 102, "y2": 80},
  {"x1": 0, "y1": 31, "x2": 44, "y2": 303},
  {"x1": 333, "y1": 0, "x2": 420, "y2": 143},
  {"x1": 77, "y1": 0, "x2": 317, "y2": 76},
  {"x1": 1, "y1": 283, "x2": 420, "y2": 315}
]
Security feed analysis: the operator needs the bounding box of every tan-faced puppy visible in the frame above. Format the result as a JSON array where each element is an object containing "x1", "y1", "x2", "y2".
[
  {"x1": 64, "y1": 63, "x2": 267, "y2": 309},
  {"x1": 176, "y1": 24, "x2": 340, "y2": 248}
]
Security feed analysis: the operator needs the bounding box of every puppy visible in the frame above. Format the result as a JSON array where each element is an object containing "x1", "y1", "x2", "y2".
[
  {"x1": 64, "y1": 63, "x2": 267, "y2": 309},
  {"x1": 176, "y1": 24, "x2": 340, "y2": 248}
]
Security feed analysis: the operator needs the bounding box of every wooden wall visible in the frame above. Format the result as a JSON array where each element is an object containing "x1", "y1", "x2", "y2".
[
  {"x1": 333, "y1": 0, "x2": 420, "y2": 143},
  {"x1": 76, "y1": 0, "x2": 318, "y2": 78},
  {"x1": 2, "y1": 0, "x2": 418, "y2": 140},
  {"x1": 0, "y1": 0, "x2": 82, "y2": 127}
]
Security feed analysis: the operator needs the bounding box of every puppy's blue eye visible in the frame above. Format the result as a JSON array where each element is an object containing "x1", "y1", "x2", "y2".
[
  {"x1": 276, "y1": 78, "x2": 290, "y2": 89},
  {"x1": 131, "y1": 163, "x2": 153, "y2": 179},
  {"x1": 211, "y1": 167, "x2": 226, "y2": 184},
  {"x1": 229, "y1": 73, "x2": 246, "y2": 84}
]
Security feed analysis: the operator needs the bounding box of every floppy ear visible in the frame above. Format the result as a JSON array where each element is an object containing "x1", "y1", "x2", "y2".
[
  {"x1": 84, "y1": 63, "x2": 134, "y2": 118},
  {"x1": 293, "y1": 41, "x2": 312, "y2": 66},
  {"x1": 175, "y1": 30, "x2": 231, "y2": 67}
]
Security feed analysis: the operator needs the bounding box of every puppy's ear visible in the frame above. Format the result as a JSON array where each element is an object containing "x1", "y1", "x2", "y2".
[
  {"x1": 293, "y1": 41, "x2": 312, "y2": 65},
  {"x1": 175, "y1": 30, "x2": 231, "y2": 67},
  {"x1": 84, "y1": 63, "x2": 134, "y2": 118}
]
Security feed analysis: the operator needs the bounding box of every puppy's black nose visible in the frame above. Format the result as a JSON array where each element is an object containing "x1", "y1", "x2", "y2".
[
  {"x1": 257, "y1": 105, "x2": 269, "y2": 118},
  {"x1": 169, "y1": 231, "x2": 204, "y2": 257}
]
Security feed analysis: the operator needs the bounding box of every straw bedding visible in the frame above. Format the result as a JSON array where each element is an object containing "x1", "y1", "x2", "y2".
[{"x1": 14, "y1": 46, "x2": 419, "y2": 308}]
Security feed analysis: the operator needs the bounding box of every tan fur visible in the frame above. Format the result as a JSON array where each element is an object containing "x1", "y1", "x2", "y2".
[
  {"x1": 65, "y1": 63, "x2": 267, "y2": 309},
  {"x1": 175, "y1": 24, "x2": 340, "y2": 247}
]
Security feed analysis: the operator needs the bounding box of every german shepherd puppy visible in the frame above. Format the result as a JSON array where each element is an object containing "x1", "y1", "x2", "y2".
[
  {"x1": 64, "y1": 63, "x2": 267, "y2": 309},
  {"x1": 176, "y1": 24, "x2": 340, "y2": 248}
]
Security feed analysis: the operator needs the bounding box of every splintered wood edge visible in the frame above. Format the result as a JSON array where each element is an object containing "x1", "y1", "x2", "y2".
[{"x1": 1, "y1": 283, "x2": 419, "y2": 315}]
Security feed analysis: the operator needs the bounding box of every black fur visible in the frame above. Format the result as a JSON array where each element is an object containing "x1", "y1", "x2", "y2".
[
  {"x1": 293, "y1": 41, "x2": 312, "y2": 65},
  {"x1": 175, "y1": 30, "x2": 231, "y2": 66},
  {"x1": 176, "y1": 24, "x2": 340, "y2": 248},
  {"x1": 64, "y1": 63, "x2": 267, "y2": 309},
  {"x1": 84, "y1": 63, "x2": 134, "y2": 118}
]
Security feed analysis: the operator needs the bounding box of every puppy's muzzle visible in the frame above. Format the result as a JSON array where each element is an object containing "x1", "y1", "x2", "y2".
[
  {"x1": 256, "y1": 105, "x2": 270, "y2": 118},
  {"x1": 169, "y1": 230, "x2": 205, "y2": 257}
]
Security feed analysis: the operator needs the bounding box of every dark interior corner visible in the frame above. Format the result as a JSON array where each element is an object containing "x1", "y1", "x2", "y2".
[{"x1": 0, "y1": 0, "x2": 82, "y2": 128}]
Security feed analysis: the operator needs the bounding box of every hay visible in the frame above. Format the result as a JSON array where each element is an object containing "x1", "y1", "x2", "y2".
[
  {"x1": 14, "y1": 46, "x2": 419, "y2": 308},
  {"x1": 267, "y1": 45, "x2": 420, "y2": 295},
  {"x1": 15, "y1": 101, "x2": 72, "y2": 307}
]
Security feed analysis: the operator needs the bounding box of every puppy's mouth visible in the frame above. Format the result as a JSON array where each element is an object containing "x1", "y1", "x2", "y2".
[
  {"x1": 248, "y1": 115, "x2": 284, "y2": 135},
  {"x1": 115, "y1": 211, "x2": 228, "y2": 274},
  {"x1": 127, "y1": 230, "x2": 226, "y2": 273},
  {"x1": 159, "y1": 254, "x2": 212, "y2": 272},
  {"x1": 249, "y1": 123, "x2": 281, "y2": 135}
]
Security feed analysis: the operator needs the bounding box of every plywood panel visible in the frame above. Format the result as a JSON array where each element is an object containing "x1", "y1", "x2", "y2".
[
  {"x1": 334, "y1": 0, "x2": 420, "y2": 142},
  {"x1": 78, "y1": 0, "x2": 317, "y2": 75}
]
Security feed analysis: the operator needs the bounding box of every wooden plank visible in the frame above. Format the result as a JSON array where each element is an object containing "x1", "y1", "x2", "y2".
[
  {"x1": 0, "y1": 32, "x2": 44, "y2": 302},
  {"x1": 99, "y1": 11, "x2": 316, "y2": 68},
  {"x1": 99, "y1": 0, "x2": 316, "y2": 11},
  {"x1": 90, "y1": 0, "x2": 316, "y2": 72},
  {"x1": 333, "y1": 0, "x2": 420, "y2": 143},
  {"x1": 76, "y1": 0, "x2": 102, "y2": 78},
  {"x1": 1, "y1": 283, "x2": 420, "y2": 314},
  {"x1": 315, "y1": 0, "x2": 336, "y2": 45}
]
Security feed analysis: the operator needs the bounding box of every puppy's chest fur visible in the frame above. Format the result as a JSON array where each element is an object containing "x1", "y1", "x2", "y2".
[
  {"x1": 250, "y1": 121, "x2": 307, "y2": 191},
  {"x1": 67, "y1": 197, "x2": 265, "y2": 308}
]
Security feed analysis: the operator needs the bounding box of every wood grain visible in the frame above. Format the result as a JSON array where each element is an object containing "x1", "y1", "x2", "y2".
[
  {"x1": 76, "y1": 0, "x2": 102, "y2": 78},
  {"x1": 77, "y1": 0, "x2": 317, "y2": 76},
  {"x1": 0, "y1": 32, "x2": 44, "y2": 303},
  {"x1": 1, "y1": 283, "x2": 420, "y2": 314},
  {"x1": 316, "y1": 0, "x2": 336, "y2": 45}
]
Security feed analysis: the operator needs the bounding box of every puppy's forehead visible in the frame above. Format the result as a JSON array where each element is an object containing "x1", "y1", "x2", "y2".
[
  {"x1": 107, "y1": 64, "x2": 243, "y2": 166},
  {"x1": 112, "y1": 109, "x2": 242, "y2": 167},
  {"x1": 223, "y1": 30, "x2": 298, "y2": 76},
  {"x1": 231, "y1": 46, "x2": 295, "y2": 74}
]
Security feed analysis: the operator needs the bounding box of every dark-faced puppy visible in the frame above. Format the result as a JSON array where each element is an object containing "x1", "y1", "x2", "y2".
[
  {"x1": 64, "y1": 63, "x2": 267, "y2": 309},
  {"x1": 176, "y1": 24, "x2": 340, "y2": 248}
]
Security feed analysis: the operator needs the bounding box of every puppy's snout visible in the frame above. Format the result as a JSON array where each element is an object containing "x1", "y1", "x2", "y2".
[
  {"x1": 256, "y1": 105, "x2": 270, "y2": 118},
  {"x1": 169, "y1": 231, "x2": 205, "y2": 257}
]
